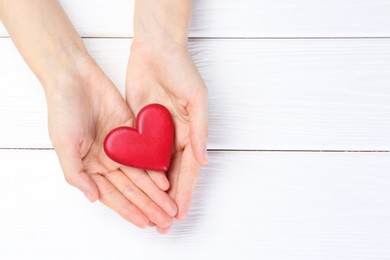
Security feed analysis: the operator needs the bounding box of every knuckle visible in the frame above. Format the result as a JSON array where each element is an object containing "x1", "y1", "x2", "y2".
[
  {"x1": 131, "y1": 172, "x2": 147, "y2": 185},
  {"x1": 118, "y1": 203, "x2": 131, "y2": 218},
  {"x1": 122, "y1": 184, "x2": 137, "y2": 198},
  {"x1": 101, "y1": 184, "x2": 117, "y2": 197},
  {"x1": 118, "y1": 204, "x2": 134, "y2": 222}
]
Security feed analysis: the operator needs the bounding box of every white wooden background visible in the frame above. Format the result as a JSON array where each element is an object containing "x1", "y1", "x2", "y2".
[{"x1": 1, "y1": 0, "x2": 390, "y2": 259}]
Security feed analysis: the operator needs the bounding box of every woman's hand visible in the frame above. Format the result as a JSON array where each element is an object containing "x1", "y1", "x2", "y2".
[
  {"x1": 129, "y1": 0, "x2": 208, "y2": 233},
  {"x1": 0, "y1": 0, "x2": 177, "y2": 231},
  {"x1": 126, "y1": 40, "x2": 208, "y2": 233},
  {"x1": 46, "y1": 56, "x2": 177, "y2": 229}
]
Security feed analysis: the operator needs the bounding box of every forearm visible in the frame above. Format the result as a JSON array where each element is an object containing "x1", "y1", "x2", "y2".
[
  {"x1": 133, "y1": 0, "x2": 192, "y2": 47},
  {"x1": 0, "y1": 0, "x2": 88, "y2": 88}
]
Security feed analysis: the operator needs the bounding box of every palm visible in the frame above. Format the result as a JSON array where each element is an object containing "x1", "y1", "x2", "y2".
[{"x1": 81, "y1": 90, "x2": 133, "y2": 176}]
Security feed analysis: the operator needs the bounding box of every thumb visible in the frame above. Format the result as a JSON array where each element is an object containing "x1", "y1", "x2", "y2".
[
  {"x1": 55, "y1": 143, "x2": 99, "y2": 202},
  {"x1": 188, "y1": 90, "x2": 209, "y2": 165}
]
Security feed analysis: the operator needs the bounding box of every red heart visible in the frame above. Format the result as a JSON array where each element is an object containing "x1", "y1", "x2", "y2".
[{"x1": 103, "y1": 104, "x2": 174, "y2": 172}]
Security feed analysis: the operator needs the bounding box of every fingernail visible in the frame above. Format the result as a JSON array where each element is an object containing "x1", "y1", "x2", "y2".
[{"x1": 84, "y1": 191, "x2": 94, "y2": 203}]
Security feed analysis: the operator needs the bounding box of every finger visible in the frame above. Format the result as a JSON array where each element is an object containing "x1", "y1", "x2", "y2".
[
  {"x1": 166, "y1": 151, "x2": 183, "y2": 200},
  {"x1": 121, "y1": 167, "x2": 177, "y2": 217},
  {"x1": 106, "y1": 170, "x2": 173, "y2": 228},
  {"x1": 55, "y1": 144, "x2": 98, "y2": 202},
  {"x1": 147, "y1": 170, "x2": 170, "y2": 191},
  {"x1": 90, "y1": 173, "x2": 149, "y2": 228},
  {"x1": 175, "y1": 145, "x2": 200, "y2": 220},
  {"x1": 188, "y1": 87, "x2": 209, "y2": 165},
  {"x1": 156, "y1": 225, "x2": 172, "y2": 235}
]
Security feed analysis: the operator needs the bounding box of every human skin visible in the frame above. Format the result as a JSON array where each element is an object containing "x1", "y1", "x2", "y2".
[
  {"x1": 128, "y1": 0, "x2": 209, "y2": 233},
  {"x1": 0, "y1": 0, "x2": 177, "y2": 230}
]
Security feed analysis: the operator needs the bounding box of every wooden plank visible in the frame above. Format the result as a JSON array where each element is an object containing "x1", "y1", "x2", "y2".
[
  {"x1": 0, "y1": 0, "x2": 389, "y2": 37},
  {"x1": 0, "y1": 38, "x2": 389, "y2": 150},
  {"x1": 0, "y1": 150, "x2": 389, "y2": 259}
]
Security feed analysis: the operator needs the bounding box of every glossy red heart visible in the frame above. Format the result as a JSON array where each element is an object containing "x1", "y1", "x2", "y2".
[{"x1": 103, "y1": 104, "x2": 174, "y2": 172}]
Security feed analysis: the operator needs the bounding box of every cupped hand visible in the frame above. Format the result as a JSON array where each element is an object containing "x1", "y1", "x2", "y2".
[
  {"x1": 45, "y1": 55, "x2": 177, "y2": 229},
  {"x1": 126, "y1": 41, "x2": 208, "y2": 232}
]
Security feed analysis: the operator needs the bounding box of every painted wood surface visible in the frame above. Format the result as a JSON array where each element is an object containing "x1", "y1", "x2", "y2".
[
  {"x1": 0, "y1": 150, "x2": 389, "y2": 259},
  {"x1": 0, "y1": 1, "x2": 389, "y2": 259},
  {"x1": 1, "y1": 0, "x2": 390, "y2": 37},
  {"x1": 1, "y1": 38, "x2": 389, "y2": 150}
]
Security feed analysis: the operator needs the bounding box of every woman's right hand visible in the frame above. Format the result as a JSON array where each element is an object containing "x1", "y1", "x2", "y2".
[{"x1": 45, "y1": 55, "x2": 177, "y2": 230}]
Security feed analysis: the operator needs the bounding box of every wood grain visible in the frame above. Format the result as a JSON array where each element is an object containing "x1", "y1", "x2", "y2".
[
  {"x1": 0, "y1": 38, "x2": 389, "y2": 150},
  {"x1": 0, "y1": 1, "x2": 389, "y2": 259},
  {"x1": 0, "y1": 150, "x2": 389, "y2": 259},
  {"x1": 0, "y1": 0, "x2": 389, "y2": 37}
]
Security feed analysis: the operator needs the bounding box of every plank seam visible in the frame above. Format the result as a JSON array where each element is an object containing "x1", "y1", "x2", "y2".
[
  {"x1": 0, "y1": 148, "x2": 389, "y2": 153},
  {"x1": 208, "y1": 149, "x2": 390, "y2": 153},
  {"x1": 1, "y1": 36, "x2": 390, "y2": 40},
  {"x1": 189, "y1": 37, "x2": 390, "y2": 40}
]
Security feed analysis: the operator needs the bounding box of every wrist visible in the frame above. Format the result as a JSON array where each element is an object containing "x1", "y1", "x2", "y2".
[
  {"x1": 40, "y1": 39, "x2": 91, "y2": 88},
  {"x1": 133, "y1": 0, "x2": 192, "y2": 48},
  {"x1": 0, "y1": 0, "x2": 90, "y2": 91}
]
